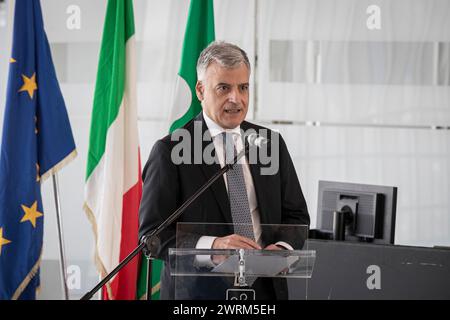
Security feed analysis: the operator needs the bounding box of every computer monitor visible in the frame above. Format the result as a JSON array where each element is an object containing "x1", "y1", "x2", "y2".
[{"x1": 315, "y1": 180, "x2": 397, "y2": 245}]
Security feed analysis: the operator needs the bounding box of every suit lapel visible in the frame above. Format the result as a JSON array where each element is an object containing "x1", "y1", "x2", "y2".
[{"x1": 195, "y1": 113, "x2": 233, "y2": 224}]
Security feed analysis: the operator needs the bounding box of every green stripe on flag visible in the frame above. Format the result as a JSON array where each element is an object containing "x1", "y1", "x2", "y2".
[
  {"x1": 169, "y1": 0, "x2": 215, "y2": 133},
  {"x1": 137, "y1": 258, "x2": 163, "y2": 300},
  {"x1": 137, "y1": 0, "x2": 215, "y2": 299},
  {"x1": 86, "y1": 0, "x2": 135, "y2": 180}
]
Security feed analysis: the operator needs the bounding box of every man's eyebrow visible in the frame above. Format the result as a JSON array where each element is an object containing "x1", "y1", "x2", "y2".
[{"x1": 215, "y1": 82, "x2": 249, "y2": 87}]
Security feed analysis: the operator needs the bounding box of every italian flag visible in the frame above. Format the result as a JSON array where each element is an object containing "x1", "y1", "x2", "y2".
[
  {"x1": 84, "y1": 0, "x2": 141, "y2": 300},
  {"x1": 136, "y1": 0, "x2": 215, "y2": 299}
]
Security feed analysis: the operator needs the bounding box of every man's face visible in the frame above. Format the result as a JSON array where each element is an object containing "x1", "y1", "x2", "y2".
[{"x1": 196, "y1": 62, "x2": 250, "y2": 129}]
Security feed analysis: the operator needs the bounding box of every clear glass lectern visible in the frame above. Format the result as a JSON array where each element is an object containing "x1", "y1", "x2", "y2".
[{"x1": 168, "y1": 223, "x2": 315, "y2": 300}]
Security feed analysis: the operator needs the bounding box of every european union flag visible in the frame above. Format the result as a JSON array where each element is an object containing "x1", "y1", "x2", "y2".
[{"x1": 0, "y1": 0, "x2": 76, "y2": 299}]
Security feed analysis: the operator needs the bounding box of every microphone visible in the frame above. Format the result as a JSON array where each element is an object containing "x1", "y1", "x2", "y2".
[{"x1": 247, "y1": 133, "x2": 269, "y2": 148}]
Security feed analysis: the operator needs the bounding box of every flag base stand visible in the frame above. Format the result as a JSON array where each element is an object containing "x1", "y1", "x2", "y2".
[{"x1": 144, "y1": 235, "x2": 160, "y2": 300}]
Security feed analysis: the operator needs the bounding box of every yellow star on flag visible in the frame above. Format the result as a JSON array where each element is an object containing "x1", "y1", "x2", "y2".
[
  {"x1": 20, "y1": 201, "x2": 43, "y2": 228},
  {"x1": 18, "y1": 73, "x2": 38, "y2": 99},
  {"x1": 0, "y1": 227, "x2": 12, "y2": 256},
  {"x1": 10, "y1": 58, "x2": 16, "y2": 63}
]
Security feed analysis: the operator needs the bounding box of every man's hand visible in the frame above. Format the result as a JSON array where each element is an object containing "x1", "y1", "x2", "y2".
[
  {"x1": 264, "y1": 244, "x2": 284, "y2": 250},
  {"x1": 211, "y1": 234, "x2": 261, "y2": 265},
  {"x1": 264, "y1": 244, "x2": 289, "y2": 275},
  {"x1": 212, "y1": 234, "x2": 261, "y2": 250}
]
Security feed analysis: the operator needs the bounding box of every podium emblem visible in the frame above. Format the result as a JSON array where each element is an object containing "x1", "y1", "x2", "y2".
[{"x1": 226, "y1": 288, "x2": 256, "y2": 300}]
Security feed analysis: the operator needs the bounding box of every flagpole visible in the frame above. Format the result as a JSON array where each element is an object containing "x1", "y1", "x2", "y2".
[
  {"x1": 146, "y1": 257, "x2": 153, "y2": 300},
  {"x1": 52, "y1": 173, "x2": 70, "y2": 300}
]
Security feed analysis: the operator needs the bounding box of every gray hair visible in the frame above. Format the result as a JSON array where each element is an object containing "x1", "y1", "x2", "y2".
[{"x1": 196, "y1": 41, "x2": 251, "y2": 80}]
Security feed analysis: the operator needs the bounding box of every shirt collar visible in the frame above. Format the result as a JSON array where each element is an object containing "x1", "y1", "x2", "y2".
[{"x1": 202, "y1": 111, "x2": 242, "y2": 138}]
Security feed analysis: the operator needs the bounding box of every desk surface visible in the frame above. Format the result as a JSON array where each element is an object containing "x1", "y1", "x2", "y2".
[{"x1": 289, "y1": 239, "x2": 450, "y2": 299}]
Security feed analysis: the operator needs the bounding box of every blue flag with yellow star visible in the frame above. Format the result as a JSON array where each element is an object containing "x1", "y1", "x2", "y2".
[{"x1": 0, "y1": 0, "x2": 76, "y2": 299}]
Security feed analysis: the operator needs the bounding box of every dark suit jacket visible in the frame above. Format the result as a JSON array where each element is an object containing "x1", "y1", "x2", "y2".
[{"x1": 138, "y1": 113, "x2": 310, "y2": 300}]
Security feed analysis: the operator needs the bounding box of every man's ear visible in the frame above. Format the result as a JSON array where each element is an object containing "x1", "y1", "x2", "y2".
[{"x1": 195, "y1": 80, "x2": 204, "y2": 101}]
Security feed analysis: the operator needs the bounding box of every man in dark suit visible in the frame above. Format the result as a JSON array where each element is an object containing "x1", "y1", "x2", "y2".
[{"x1": 139, "y1": 41, "x2": 310, "y2": 300}]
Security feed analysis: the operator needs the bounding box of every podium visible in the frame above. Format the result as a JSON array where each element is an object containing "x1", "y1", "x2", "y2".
[{"x1": 165, "y1": 223, "x2": 315, "y2": 300}]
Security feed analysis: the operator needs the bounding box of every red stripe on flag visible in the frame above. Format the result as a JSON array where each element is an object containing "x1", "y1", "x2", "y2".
[{"x1": 103, "y1": 169, "x2": 142, "y2": 300}]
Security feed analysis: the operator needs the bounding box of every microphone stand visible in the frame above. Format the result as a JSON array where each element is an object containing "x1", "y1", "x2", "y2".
[{"x1": 80, "y1": 143, "x2": 251, "y2": 300}]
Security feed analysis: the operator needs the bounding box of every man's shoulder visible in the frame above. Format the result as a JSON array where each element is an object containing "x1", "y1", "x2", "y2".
[
  {"x1": 157, "y1": 116, "x2": 199, "y2": 148},
  {"x1": 241, "y1": 120, "x2": 282, "y2": 139},
  {"x1": 241, "y1": 119, "x2": 269, "y2": 131}
]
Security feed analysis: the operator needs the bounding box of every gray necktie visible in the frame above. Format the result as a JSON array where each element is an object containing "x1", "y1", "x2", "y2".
[
  {"x1": 223, "y1": 132, "x2": 254, "y2": 240},
  {"x1": 223, "y1": 132, "x2": 257, "y2": 287}
]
